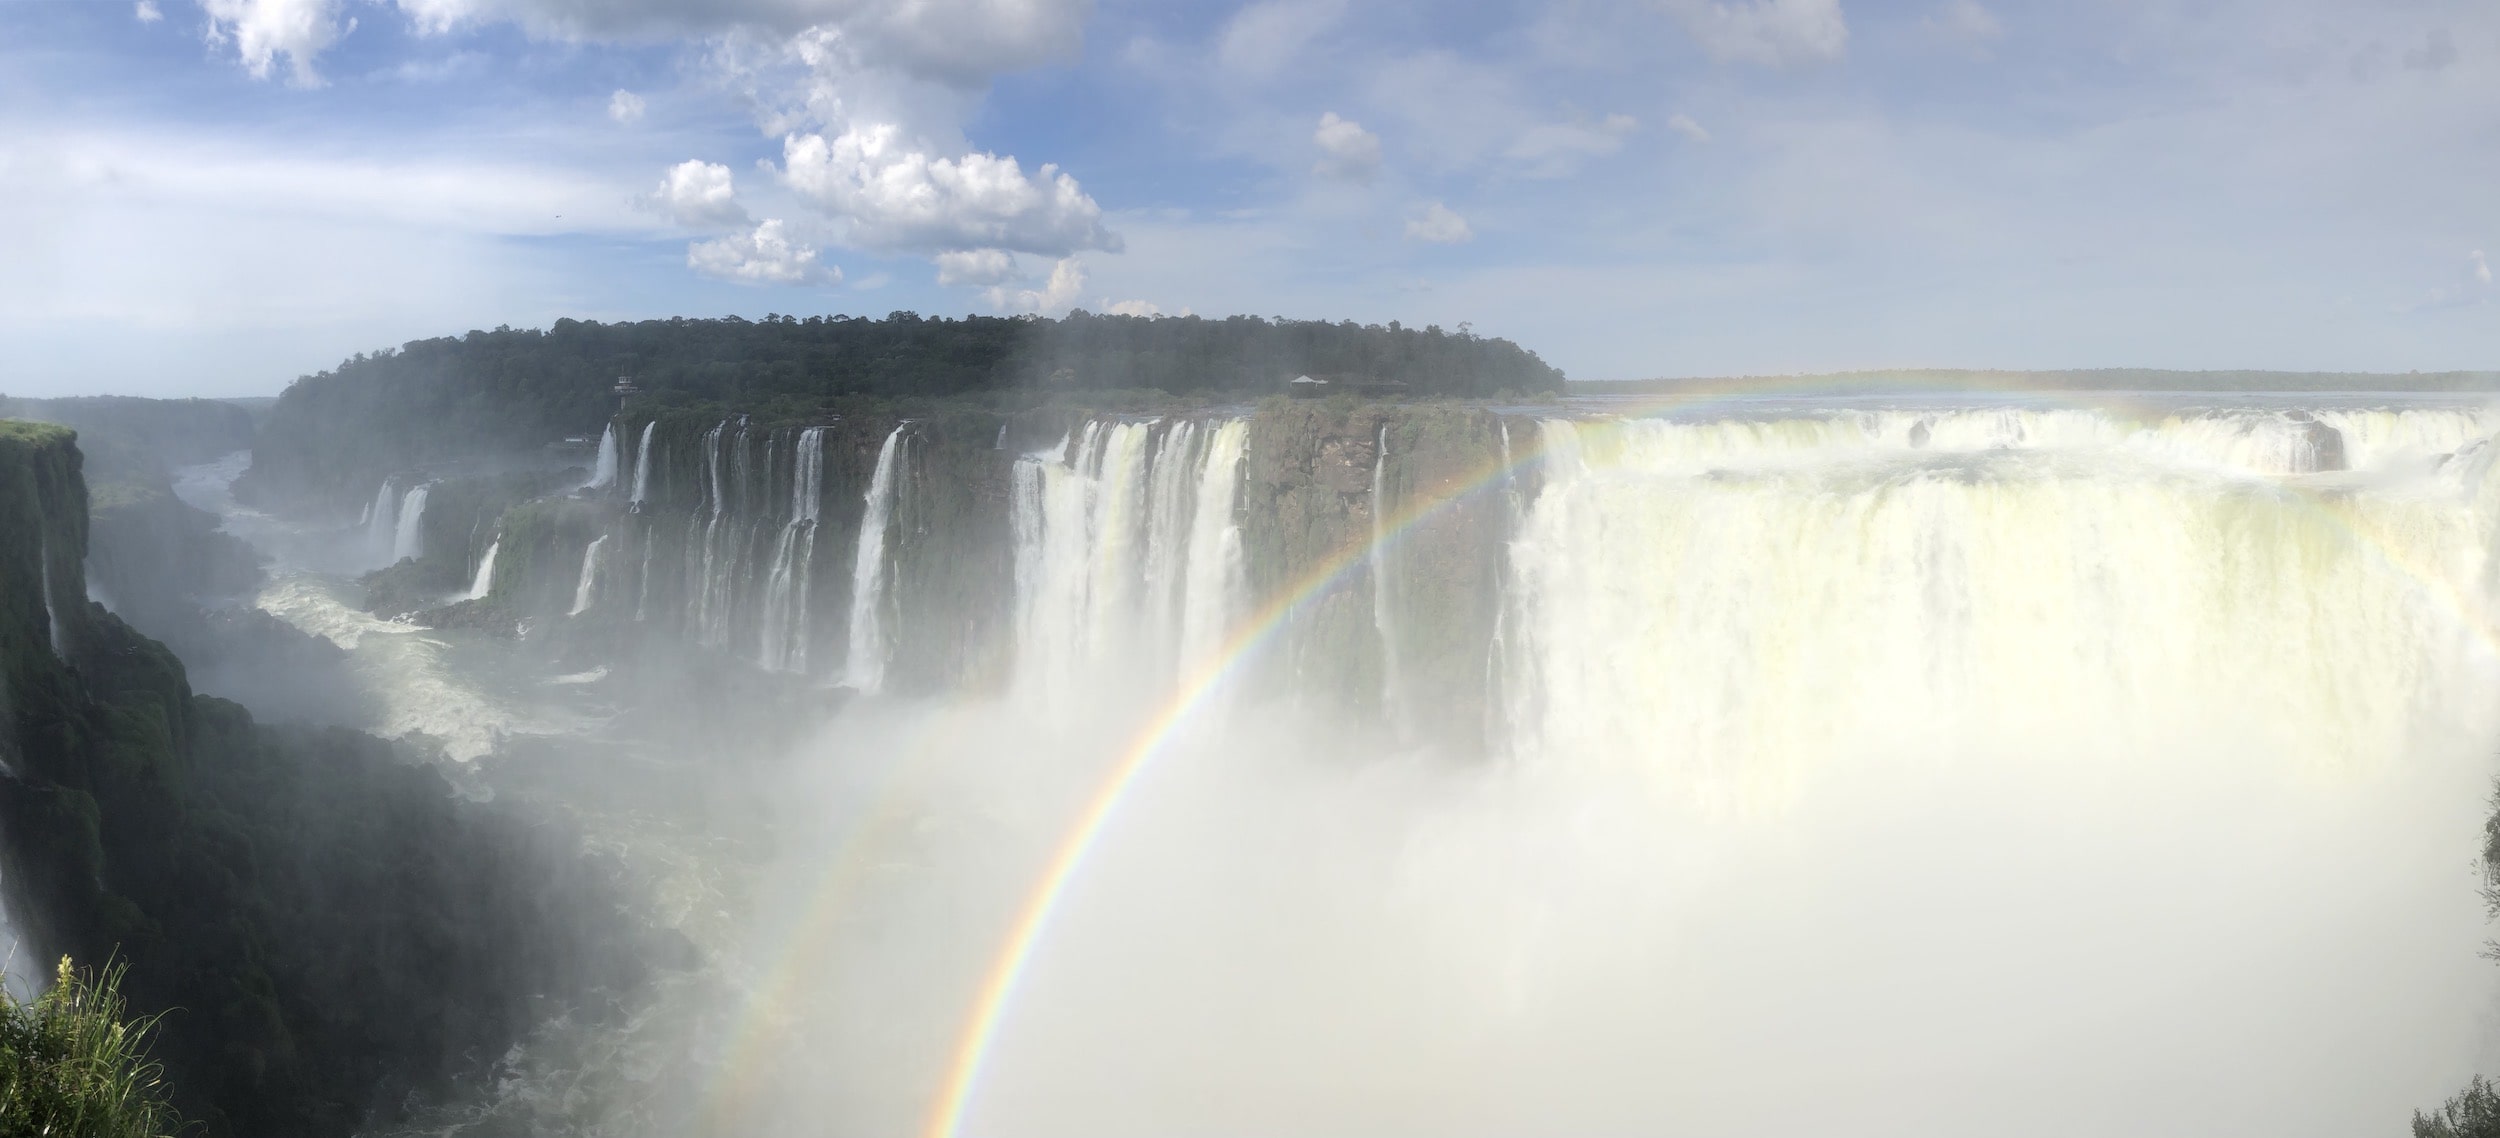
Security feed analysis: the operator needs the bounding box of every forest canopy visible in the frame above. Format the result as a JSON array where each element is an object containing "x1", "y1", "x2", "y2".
[{"x1": 239, "y1": 311, "x2": 1564, "y2": 513}]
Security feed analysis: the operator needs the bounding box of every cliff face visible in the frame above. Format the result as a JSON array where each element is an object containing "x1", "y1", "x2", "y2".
[
  {"x1": 447, "y1": 398, "x2": 1534, "y2": 750},
  {"x1": 0, "y1": 422, "x2": 648, "y2": 1138}
]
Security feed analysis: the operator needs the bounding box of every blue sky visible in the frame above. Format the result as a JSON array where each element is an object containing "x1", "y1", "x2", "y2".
[{"x1": 2, "y1": 0, "x2": 2495, "y2": 395}]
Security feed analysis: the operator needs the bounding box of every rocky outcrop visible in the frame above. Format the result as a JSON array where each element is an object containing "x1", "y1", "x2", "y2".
[{"x1": 0, "y1": 420, "x2": 653, "y2": 1138}]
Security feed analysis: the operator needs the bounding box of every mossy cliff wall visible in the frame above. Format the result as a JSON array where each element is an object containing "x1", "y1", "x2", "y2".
[{"x1": 0, "y1": 421, "x2": 648, "y2": 1137}]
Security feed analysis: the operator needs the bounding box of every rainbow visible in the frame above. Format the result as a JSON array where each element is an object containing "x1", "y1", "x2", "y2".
[
  {"x1": 684, "y1": 378, "x2": 2500, "y2": 1137},
  {"x1": 914, "y1": 380, "x2": 2500, "y2": 1138}
]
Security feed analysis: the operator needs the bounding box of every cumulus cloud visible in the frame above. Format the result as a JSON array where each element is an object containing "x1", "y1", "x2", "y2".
[
  {"x1": 984, "y1": 256, "x2": 1085, "y2": 313},
  {"x1": 2477, "y1": 250, "x2": 2492, "y2": 285},
  {"x1": 653, "y1": 160, "x2": 751, "y2": 228},
  {"x1": 1667, "y1": 113, "x2": 1711, "y2": 143},
  {"x1": 1661, "y1": 0, "x2": 1848, "y2": 67},
  {"x1": 1313, "y1": 112, "x2": 1382, "y2": 181},
  {"x1": 688, "y1": 218, "x2": 839, "y2": 284},
  {"x1": 180, "y1": 0, "x2": 1116, "y2": 288},
  {"x1": 780, "y1": 124, "x2": 1119, "y2": 256},
  {"x1": 135, "y1": 1, "x2": 163, "y2": 24},
  {"x1": 1506, "y1": 113, "x2": 1638, "y2": 178},
  {"x1": 1103, "y1": 299, "x2": 1160, "y2": 316},
  {"x1": 935, "y1": 248, "x2": 1020, "y2": 286},
  {"x1": 1404, "y1": 201, "x2": 1472, "y2": 244},
  {"x1": 202, "y1": 0, "x2": 355, "y2": 85}
]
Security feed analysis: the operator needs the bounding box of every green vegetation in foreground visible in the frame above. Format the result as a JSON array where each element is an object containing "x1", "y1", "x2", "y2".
[{"x1": 0, "y1": 958, "x2": 186, "y2": 1138}]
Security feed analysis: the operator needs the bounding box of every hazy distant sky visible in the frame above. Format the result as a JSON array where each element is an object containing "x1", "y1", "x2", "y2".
[{"x1": 1, "y1": 0, "x2": 2495, "y2": 395}]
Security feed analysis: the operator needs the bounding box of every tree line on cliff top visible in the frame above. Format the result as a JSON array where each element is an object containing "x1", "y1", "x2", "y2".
[{"x1": 237, "y1": 312, "x2": 1564, "y2": 511}]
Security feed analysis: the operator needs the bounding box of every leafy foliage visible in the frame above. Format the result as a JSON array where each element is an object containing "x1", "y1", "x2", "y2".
[
  {"x1": 236, "y1": 313, "x2": 1565, "y2": 514},
  {"x1": 2417, "y1": 1076, "x2": 2500, "y2": 1138},
  {"x1": 0, "y1": 957, "x2": 185, "y2": 1138}
]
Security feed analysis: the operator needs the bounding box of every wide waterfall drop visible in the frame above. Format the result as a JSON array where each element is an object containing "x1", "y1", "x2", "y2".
[
  {"x1": 391, "y1": 483, "x2": 430, "y2": 563},
  {"x1": 588, "y1": 423, "x2": 620, "y2": 490},
  {"x1": 726, "y1": 399, "x2": 2500, "y2": 1138},
  {"x1": 464, "y1": 539, "x2": 498, "y2": 601},
  {"x1": 569, "y1": 536, "x2": 607, "y2": 617},
  {"x1": 759, "y1": 426, "x2": 827, "y2": 673},
  {"x1": 630, "y1": 420, "x2": 657, "y2": 508},
  {"x1": 843, "y1": 425, "x2": 905, "y2": 692}
]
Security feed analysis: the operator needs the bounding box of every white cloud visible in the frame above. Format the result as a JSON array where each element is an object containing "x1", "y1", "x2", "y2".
[
  {"x1": 1661, "y1": 0, "x2": 1848, "y2": 67},
  {"x1": 1404, "y1": 201, "x2": 1472, "y2": 244},
  {"x1": 687, "y1": 218, "x2": 839, "y2": 284},
  {"x1": 1506, "y1": 113, "x2": 1638, "y2": 178},
  {"x1": 1313, "y1": 112, "x2": 1382, "y2": 182},
  {"x1": 1921, "y1": 0, "x2": 2002, "y2": 57},
  {"x1": 135, "y1": 1, "x2": 163, "y2": 24},
  {"x1": 984, "y1": 255, "x2": 1085, "y2": 313},
  {"x1": 780, "y1": 124, "x2": 1119, "y2": 256},
  {"x1": 2476, "y1": 250, "x2": 2492, "y2": 285},
  {"x1": 202, "y1": 0, "x2": 355, "y2": 85},
  {"x1": 1667, "y1": 113, "x2": 1712, "y2": 143},
  {"x1": 1217, "y1": 0, "x2": 1345, "y2": 78},
  {"x1": 394, "y1": 0, "x2": 1086, "y2": 87},
  {"x1": 609, "y1": 89, "x2": 647, "y2": 124},
  {"x1": 1102, "y1": 298, "x2": 1160, "y2": 316},
  {"x1": 653, "y1": 160, "x2": 751, "y2": 228},
  {"x1": 935, "y1": 248, "x2": 1019, "y2": 286}
]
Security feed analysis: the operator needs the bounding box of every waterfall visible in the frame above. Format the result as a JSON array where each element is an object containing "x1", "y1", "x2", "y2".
[
  {"x1": 392, "y1": 483, "x2": 430, "y2": 563},
  {"x1": 464, "y1": 539, "x2": 499, "y2": 601},
  {"x1": 759, "y1": 426, "x2": 828, "y2": 672},
  {"x1": 690, "y1": 421, "x2": 740, "y2": 648},
  {"x1": 1176, "y1": 419, "x2": 1249, "y2": 673},
  {"x1": 1140, "y1": 421, "x2": 1202, "y2": 660},
  {"x1": 366, "y1": 478, "x2": 399, "y2": 562},
  {"x1": 569, "y1": 537, "x2": 608, "y2": 617},
  {"x1": 630, "y1": 420, "x2": 657, "y2": 508},
  {"x1": 37, "y1": 536, "x2": 65, "y2": 659},
  {"x1": 843, "y1": 425, "x2": 907, "y2": 691},
  {"x1": 588, "y1": 423, "x2": 620, "y2": 490},
  {"x1": 1011, "y1": 417, "x2": 1252, "y2": 710},
  {"x1": 1501, "y1": 408, "x2": 2500, "y2": 787},
  {"x1": 1370, "y1": 424, "x2": 1407, "y2": 739}
]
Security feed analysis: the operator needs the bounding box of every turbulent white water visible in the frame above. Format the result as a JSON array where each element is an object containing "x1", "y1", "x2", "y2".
[
  {"x1": 465, "y1": 539, "x2": 500, "y2": 601},
  {"x1": 844, "y1": 426, "x2": 905, "y2": 692},
  {"x1": 589, "y1": 424, "x2": 621, "y2": 490},
  {"x1": 570, "y1": 536, "x2": 608, "y2": 617},
  {"x1": 392, "y1": 483, "x2": 430, "y2": 564}
]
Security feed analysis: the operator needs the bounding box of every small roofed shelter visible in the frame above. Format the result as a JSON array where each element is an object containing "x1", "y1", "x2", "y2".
[{"x1": 1287, "y1": 374, "x2": 1331, "y2": 398}]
